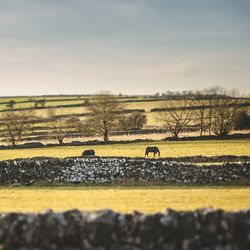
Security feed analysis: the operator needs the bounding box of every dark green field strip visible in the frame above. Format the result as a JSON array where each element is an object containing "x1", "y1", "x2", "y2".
[
  {"x1": 0, "y1": 95, "x2": 146, "y2": 106},
  {"x1": 0, "y1": 95, "x2": 82, "y2": 104},
  {"x1": 0, "y1": 102, "x2": 86, "y2": 111},
  {"x1": 0, "y1": 102, "x2": 146, "y2": 114}
]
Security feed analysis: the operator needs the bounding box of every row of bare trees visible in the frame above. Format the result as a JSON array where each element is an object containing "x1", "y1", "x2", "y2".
[
  {"x1": 0, "y1": 93, "x2": 147, "y2": 145},
  {"x1": 0, "y1": 88, "x2": 248, "y2": 146},
  {"x1": 160, "y1": 88, "x2": 247, "y2": 138}
]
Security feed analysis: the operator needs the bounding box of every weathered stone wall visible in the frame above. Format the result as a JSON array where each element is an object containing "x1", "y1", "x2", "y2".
[
  {"x1": 0, "y1": 208, "x2": 249, "y2": 250},
  {"x1": 0, "y1": 157, "x2": 249, "y2": 185}
]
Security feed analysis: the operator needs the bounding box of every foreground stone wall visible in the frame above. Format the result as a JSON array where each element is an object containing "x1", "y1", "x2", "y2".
[
  {"x1": 0, "y1": 157, "x2": 249, "y2": 185},
  {"x1": 0, "y1": 208, "x2": 249, "y2": 250}
]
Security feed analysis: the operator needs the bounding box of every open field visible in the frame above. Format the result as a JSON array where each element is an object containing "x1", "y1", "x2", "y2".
[
  {"x1": 0, "y1": 186, "x2": 249, "y2": 213},
  {"x1": 0, "y1": 139, "x2": 249, "y2": 160}
]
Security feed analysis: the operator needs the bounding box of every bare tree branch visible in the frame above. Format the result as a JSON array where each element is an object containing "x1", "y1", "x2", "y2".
[
  {"x1": 85, "y1": 92, "x2": 125, "y2": 142},
  {"x1": 160, "y1": 100, "x2": 192, "y2": 138},
  {"x1": 0, "y1": 111, "x2": 33, "y2": 147}
]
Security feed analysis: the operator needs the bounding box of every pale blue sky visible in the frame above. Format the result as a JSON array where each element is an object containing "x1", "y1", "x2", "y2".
[{"x1": 0, "y1": 0, "x2": 249, "y2": 95}]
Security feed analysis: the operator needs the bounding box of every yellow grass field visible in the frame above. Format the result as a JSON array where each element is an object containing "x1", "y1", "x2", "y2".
[
  {"x1": 0, "y1": 139, "x2": 249, "y2": 161},
  {"x1": 0, "y1": 139, "x2": 249, "y2": 214},
  {"x1": 0, "y1": 186, "x2": 249, "y2": 213}
]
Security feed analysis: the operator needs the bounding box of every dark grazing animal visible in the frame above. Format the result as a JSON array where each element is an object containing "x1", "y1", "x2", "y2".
[
  {"x1": 145, "y1": 146, "x2": 160, "y2": 158},
  {"x1": 82, "y1": 149, "x2": 95, "y2": 157}
]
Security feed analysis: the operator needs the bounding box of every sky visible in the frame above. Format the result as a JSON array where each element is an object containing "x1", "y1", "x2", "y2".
[{"x1": 0, "y1": 0, "x2": 249, "y2": 96}]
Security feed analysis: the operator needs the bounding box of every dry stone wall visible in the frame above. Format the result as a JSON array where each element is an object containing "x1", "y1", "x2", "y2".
[
  {"x1": 0, "y1": 157, "x2": 249, "y2": 185},
  {"x1": 0, "y1": 208, "x2": 249, "y2": 250}
]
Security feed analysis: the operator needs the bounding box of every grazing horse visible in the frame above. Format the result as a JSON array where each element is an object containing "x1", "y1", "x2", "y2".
[
  {"x1": 82, "y1": 149, "x2": 95, "y2": 157},
  {"x1": 145, "y1": 146, "x2": 160, "y2": 158}
]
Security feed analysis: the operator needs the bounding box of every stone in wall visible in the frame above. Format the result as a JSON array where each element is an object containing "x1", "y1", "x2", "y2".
[{"x1": 0, "y1": 157, "x2": 249, "y2": 185}]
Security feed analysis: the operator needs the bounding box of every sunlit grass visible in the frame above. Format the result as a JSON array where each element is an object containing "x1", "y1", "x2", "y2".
[
  {"x1": 0, "y1": 186, "x2": 249, "y2": 213},
  {"x1": 0, "y1": 139, "x2": 249, "y2": 161}
]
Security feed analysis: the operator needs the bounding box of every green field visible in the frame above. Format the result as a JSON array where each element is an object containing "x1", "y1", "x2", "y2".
[
  {"x1": 0, "y1": 139, "x2": 249, "y2": 160},
  {"x1": 0, "y1": 186, "x2": 249, "y2": 213}
]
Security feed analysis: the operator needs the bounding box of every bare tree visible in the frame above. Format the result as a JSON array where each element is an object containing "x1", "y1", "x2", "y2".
[
  {"x1": 46, "y1": 111, "x2": 80, "y2": 145},
  {"x1": 86, "y1": 92, "x2": 124, "y2": 142},
  {"x1": 0, "y1": 111, "x2": 32, "y2": 147},
  {"x1": 160, "y1": 100, "x2": 192, "y2": 138},
  {"x1": 48, "y1": 117, "x2": 69, "y2": 145},
  {"x1": 193, "y1": 96, "x2": 209, "y2": 136},
  {"x1": 118, "y1": 116, "x2": 130, "y2": 132},
  {"x1": 196, "y1": 87, "x2": 244, "y2": 137},
  {"x1": 211, "y1": 92, "x2": 243, "y2": 136},
  {"x1": 203, "y1": 86, "x2": 229, "y2": 135}
]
